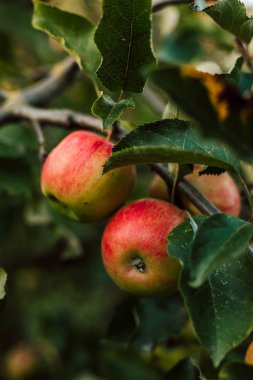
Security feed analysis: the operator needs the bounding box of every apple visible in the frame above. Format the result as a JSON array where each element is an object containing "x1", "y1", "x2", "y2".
[
  {"x1": 4, "y1": 341, "x2": 59, "y2": 379},
  {"x1": 245, "y1": 340, "x2": 253, "y2": 366},
  {"x1": 41, "y1": 131, "x2": 136, "y2": 222},
  {"x1": 101, "y1": 198, "x2": 186, "y2": 295},
  {"x1": 149, "y1": 167, "x2": 241, "y2": 217}
]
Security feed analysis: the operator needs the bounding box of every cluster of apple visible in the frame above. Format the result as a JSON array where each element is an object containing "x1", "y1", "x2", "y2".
[{"x1": 41, "y1": 131, "x2": 241, "y2": 296}]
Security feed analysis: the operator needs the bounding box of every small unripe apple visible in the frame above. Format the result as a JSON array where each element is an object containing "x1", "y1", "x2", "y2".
[
  {"x1": 41, "y1": 131, "x2": 136, "y2": 222},
  {"x1": 101, "y1": 198, "x2": 186, "y2": 296},
  {"x1": 149, "y1": 168, "x2": 241, "y2": 217}
]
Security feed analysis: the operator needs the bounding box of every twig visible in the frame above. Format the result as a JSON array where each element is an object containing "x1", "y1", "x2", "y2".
[
  {"x1": 152, "y1": 0, "x2": 217, "y2": 13},
  {"x1": 152, "y1": 0, "x2": 191, "y2": 13},
  {"x1": 31, "y1": 120, "x2": 47, "y2": 163},
  {"x1": 235, "y1": 37, "x2": 253, "y2": 72},
  {"x1": 0, "y1": 104, "x2": 103, "y2": 133},
  {"x1": 149, "y1": 163, "x2": 253, "y2": 262},
  {"x1": 143, "y1": 86, "x2": 166, "y2": 114},
  {"x1": 149, "y1": 163, "x2": 219, "y2": 215},
  {"x1": 0, "y1": 56, "x2": 78, "y2": 120},
  {"x1": 0, "y1": 56, "x2": 103, "y2": 135},
  {"x1": 17, "y1": 56, "x2": 79, "y2": 106}
]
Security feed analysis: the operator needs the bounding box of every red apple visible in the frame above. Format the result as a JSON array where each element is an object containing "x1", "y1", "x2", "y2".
[
  {"x1": 149, "y1": 168, "x2": 241, "y2": 217},
  {"x1": 41, "y1": 131, "x2": 136, "y2": 222},
  {"x1": 101, "y1": 198, "x2": 186, "y2": 295}
]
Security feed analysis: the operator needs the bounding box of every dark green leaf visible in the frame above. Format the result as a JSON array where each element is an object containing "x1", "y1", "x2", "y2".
[
  {"x1": 219, "y1": 361, "x2": 253, "y2": 379},
  {"x1": 0, "y1": 124, "x2": 37, "y2": 158},
  {"x1": 0, "y1": 158, "x2": 35, "y2": 196},
  {"x1": 165, "y1": 358, "x2": 200, "y2": 380},
  {"x1": 104, "y1": 119, "x2": 239, "y2": 173},
  {"x1": 106, "y1": 296, "x2": 186, "y2": 351},
  {"x1": 92, "y1": 95, "x2": 135, "y2": 130},
  {"x1": 189, "y1": 214, "x2": 253, "y2": 287},
  {"x1": 32, "y1": 1, "x2": 100, "y2": 78},
  {"x1": 158, "y1": 30, "x2": 202, "y2": 64},
  {"x1": 169, "y1": 218, "x2": 253, "y2": 366},
  {"x1": 102, "y1": 348, "x2": 162, "y2": 380},
  {"x1": 205, "y1": 0, "x2": 253, "y2": 44},
  {"x1": 95, "y1": 0, "x2": 156, "y2": 93},
  {"x1": 151, "y1": 66, "x2": 253, "y2": 161},
  {"x1": 131, "y1": 297, "x2": 186, "y2": 350}
]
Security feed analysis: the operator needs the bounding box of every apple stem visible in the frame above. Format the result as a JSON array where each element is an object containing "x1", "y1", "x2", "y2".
[{"x1": 132, "y1": 258, "x2": 146, "y2": 273}]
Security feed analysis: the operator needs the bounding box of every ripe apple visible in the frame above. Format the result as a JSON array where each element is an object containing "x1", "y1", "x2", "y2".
[
  {"x1": 245, "y1": 340, "x2": 253, "y2": 366},
  {"x1": 149, "y1": 167, "x2": 241, "y2": 217},
  {"x1": 101, "y1": 198, "x2": 186, "y2": 295},
  {"x1": 4, "y1": 341, "x2": 59, "y2": 379},
  {"x1": 41, "y1": 131, "x2": 136, "y2": 222}
]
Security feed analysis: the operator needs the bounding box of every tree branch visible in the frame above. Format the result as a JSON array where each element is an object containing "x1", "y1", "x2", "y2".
[
  {"x1": 0, "y1": 104, "x2": 103, "y2": 133},
  {"x1": 31, "y1": 120, "x2": 47, "y2": 163},
  {"x1": 3, "y1": 56, "x2": 79, "y2": 107},
  {"x1": 150, "y1": 163, "x2": 253, "y2": 262},
  {"x1": 0, "y1": 56, "x2": 104, "y2": 134},
  {"x1": 149, "y1": 163, "x2": 219, "y2": 215},
  {"x1": 152, "y1": 0, "x2": 216, "y2": 13},
  {"x1": 152, "y1": 0, "x2": 191, "y2": 13}
]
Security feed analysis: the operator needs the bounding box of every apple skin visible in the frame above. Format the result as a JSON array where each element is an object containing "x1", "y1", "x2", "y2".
[
  {"x1": 41, "y1": 131, "x2": 136, "y2": 222},
  {"x1": 245, "y1": 340, "x2": 253, "y2": 366},
  {"x1": 149, "y1": 168, "x2": 241, "y2": 217},
  {"x1": 101, "y1": 198, "x2": 186, "y2": 296}
]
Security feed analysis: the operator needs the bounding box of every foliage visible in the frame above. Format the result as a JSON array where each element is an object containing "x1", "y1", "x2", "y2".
[{"x1": 1, "y1": 0, "x2": 253, "y2": 379}]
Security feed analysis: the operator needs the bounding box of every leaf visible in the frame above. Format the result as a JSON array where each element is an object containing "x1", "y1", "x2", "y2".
[
  {"x1": 0, "y1": 124, "x2": 38, "y2": 158},
  {"x1": 104, "y1": 119, "x2": 239, "y2": 174},
  {"x1": 0, "y1": 159, "x2": 35, "y2": 196},
  {"x1": 151, "y1": 65, "x2": 253, "y2": 161},
  {"x1": 106, "y1": 296, "x2": 186, "y2": 351},
  {"x1": 32, "y1": 1, "x2": 100, "y2": 77},
  {"x1": 92, "y1": 95, "x2": 135, "y2": 130},
  {"x1": 205, "y1": 0, "x2": 253, "y2": 44},
  {"x1": 169, "y1": 218, "x2": 253, "y2": 366},
  {"x1": 219, "y1": 361, "x2": 253, "y2": 380},
  {"x1": 102, "y1": 348, "x2": 162, "y2": 380},
  {"x1": 94, "y1": 0, "x2": 156, "y2": 93},
  {"x1": 165, "y1": 358, "x2": 200, "y2": 380},
  {"x1": 0, "y1": 268, "x2": 7, "y2": 300},
  {"x1": 189, "y1": 214, "x2": 253, "y2": 287},
  {"x1": 158, "y1": 30, "x2": 202, "y2": 64}
]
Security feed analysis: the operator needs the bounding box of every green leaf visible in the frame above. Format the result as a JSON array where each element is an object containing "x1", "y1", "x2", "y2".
[
  {"x1": 205, "y1": 0, "x2": 253, "y2": 44},
  {"x1": 32, "y1": 1, "x2": 100, "y2": 77},
  {"x1": 102, "y1": 348, "x2": 162, "y2": 380},
  {"x1": 106, "y1": 296, "x2": 186, "y2": 351},
  {"x1": 92, "y1": 95, "x2": 135, "y2": 130},
  {"x1": 219, "y1": 361, "x2": 253, "y2": 379},
  {"x1": 165, "y1": 358, "x2": 200, "y2": 380},
  {"x1": 94, "y1": 0, "x2": 156, "y2": 93},
  {"x1": 104, "y1": 119, "x2": 239, "y2": 173},
  {"x1": 151, "y1": 65, "x2": 253, "y2": 161},
  {"x1": 0, "y1": 268, "x2": 7, "y2": 300},
  {"x1": 158, "y1": 30, "x2": 202, "y2": 64},
  {"x1": 0, "y1": 159, "x2": 34, "y2": 196},
  {"x1": 169, "y1": 218, "x2": 253, "y2": 366},
  {"x1": 0, "y1": 124, "x2": 37, "y2": 158},
  {"x1": 189, "y1": 214, "x2": 253, "y2": 287}
]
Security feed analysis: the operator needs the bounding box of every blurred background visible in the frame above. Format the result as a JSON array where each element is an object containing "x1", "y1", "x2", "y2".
[{"x1": 0, "y1": 1, "x2": 253, "y2": 379}]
